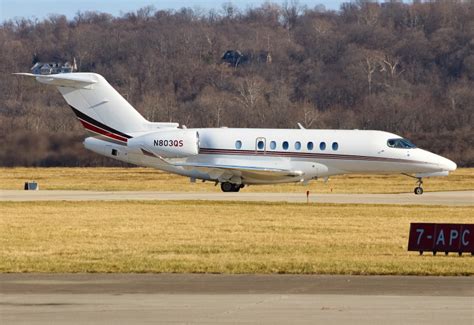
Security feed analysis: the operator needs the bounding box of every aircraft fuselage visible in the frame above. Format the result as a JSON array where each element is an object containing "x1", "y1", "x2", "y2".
[{"x1": 85, "y1": 127, "x2": 456, "y2": 186}]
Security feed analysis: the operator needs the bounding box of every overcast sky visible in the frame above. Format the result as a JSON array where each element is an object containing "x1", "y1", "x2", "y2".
[{"x1": 0, "y1": 0, "x2": 354, "y2": 21}]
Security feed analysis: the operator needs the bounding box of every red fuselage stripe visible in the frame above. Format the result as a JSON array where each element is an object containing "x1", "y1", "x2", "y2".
[{"x1": 78, "y1": 119, "x2": 128, "y2": 143}]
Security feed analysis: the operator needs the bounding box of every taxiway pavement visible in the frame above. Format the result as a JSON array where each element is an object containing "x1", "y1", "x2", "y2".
[
  {"x1": 1, "y1": 190, "x2": 473, "y2": 205},
  {"x1": 1, "y1": 274, "x2": 473, "y2": 324}
]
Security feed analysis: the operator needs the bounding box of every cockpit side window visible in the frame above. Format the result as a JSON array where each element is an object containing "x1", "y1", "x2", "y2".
[{"x1": 387, "y1": 138, "x2": 416, "y2": 149}]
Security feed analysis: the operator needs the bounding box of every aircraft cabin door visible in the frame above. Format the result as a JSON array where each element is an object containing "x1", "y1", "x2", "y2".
[{"x1": 255, "y1": 137, "x2": 266, "y2": 153}]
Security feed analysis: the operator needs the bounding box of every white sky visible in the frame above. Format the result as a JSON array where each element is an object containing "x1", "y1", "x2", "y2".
[{"x1": 1, "y1": 0, "x2": 351, "y2": 22}]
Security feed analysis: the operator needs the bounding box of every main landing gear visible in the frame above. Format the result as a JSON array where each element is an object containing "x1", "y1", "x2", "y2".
[{"x1": 220, "y1": 182, "x2": 243, "y2": 192}]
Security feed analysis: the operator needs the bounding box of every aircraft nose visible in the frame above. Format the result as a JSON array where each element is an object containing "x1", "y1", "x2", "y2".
[
  {"x1": 444, "y1": 159, "x2": 458, "y2": 172},
  {"x1": 443, "y1": 158, "x2": 457, "y2": 172}
]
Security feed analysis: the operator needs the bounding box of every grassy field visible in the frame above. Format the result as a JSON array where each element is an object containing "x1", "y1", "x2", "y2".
[
  {"x1": 1, "y1": 167, "x2": 473, "y2": 193},
  {"x1": 1, "y1": 200, "x2": 472, "y2": 275}
]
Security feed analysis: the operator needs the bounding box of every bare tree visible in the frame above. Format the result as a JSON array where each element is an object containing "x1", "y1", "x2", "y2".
[{"x1": 1, "y1": 1, "x2": 473, "y2": 166}]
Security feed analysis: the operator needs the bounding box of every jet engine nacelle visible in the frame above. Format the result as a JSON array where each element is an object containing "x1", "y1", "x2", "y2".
[{"x1": 128, "y1": 129, "x2": 199, "y2": 158}]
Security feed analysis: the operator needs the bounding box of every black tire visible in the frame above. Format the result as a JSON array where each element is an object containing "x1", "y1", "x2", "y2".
[
  {"x1": 414, "y1": 187, "x2": 423, "y2": 195},
  {"x1": 231, "y1": 184, "x2": 241, "y2": 192},
  {"x1": 221, "y1": 182, "x2": 233, "y2": 192}
]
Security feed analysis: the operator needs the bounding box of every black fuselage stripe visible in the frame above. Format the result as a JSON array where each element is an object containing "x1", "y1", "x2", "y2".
[{"x1": 69, "y1": 105, "x2": 132, "y2": 139}]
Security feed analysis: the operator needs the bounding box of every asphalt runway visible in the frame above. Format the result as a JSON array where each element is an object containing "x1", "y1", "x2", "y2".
[
  {"x1": 1, "y1": 274, "x2": 473, "y2": 324},
  {"x1": 1, "y1": 190, "x2": 473, "y2": 205}
]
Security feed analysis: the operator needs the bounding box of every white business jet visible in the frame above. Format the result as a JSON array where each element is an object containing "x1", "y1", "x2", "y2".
[{"x1": 16, "y1": 72, "x2": 456, "y2": 194}]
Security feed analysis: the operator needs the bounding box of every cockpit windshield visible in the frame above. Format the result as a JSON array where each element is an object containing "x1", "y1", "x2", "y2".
[{"x1": 387, "y1": 138, "x2": 416, "y2": 149}]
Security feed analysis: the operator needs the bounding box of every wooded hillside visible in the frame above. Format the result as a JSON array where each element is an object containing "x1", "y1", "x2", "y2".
[{"x1": 1, "y1": 1, "x2": 473, "y2": 166}]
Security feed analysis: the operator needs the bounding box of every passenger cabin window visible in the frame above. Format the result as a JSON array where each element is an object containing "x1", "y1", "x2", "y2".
[
  {"x1": 282, "y1": 141, "x2": 289, "y2": 150},
  {"x1": 295, "y1": 141, "x2": 301, "y2": 150},
  {"x1": 320, "y1": 142, "x2": 326, "y2": 150},
  {"x1": 387, "y1": 138, "x2": 416, "y2": 149},
  {"x1": 270, "y1": 141, "x2": 276, "y2": 150},
  {"x1": 307, "y1": 142, "x2": 314, "y2": 150},
  {"x1": 235, "y1": 140, "x2": 242, "y2": 149},
  {"x1": 332, "y1": 142, "x2": 339, "y2": 151},
  {"x1": 257, "y1": 140, "x2": 265, "y2": 150}
]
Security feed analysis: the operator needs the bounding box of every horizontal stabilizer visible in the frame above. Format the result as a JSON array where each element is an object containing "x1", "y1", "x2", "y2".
[{"x1": 13, "y1": 72, "x2": 98, "y2": 88}]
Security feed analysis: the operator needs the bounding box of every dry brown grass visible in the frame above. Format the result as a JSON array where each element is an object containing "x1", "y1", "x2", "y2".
[
  {"x1": 1, "y1": 200, "x2": 472, "y2": 275},
  {"x1": 1, "y1": 167, "x2": 473, "y2": 193}
]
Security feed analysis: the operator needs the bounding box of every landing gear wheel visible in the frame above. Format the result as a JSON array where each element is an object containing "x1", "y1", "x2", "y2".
[
  {"x1": 221, "y1": 182, "x2": 242, "y2": 192},
  {"x1": 414, "y1": 186, "x2": 423, "y2": 195},
  {"x1": 221, "y1": 182, "x2": 234, "y2": 192}
]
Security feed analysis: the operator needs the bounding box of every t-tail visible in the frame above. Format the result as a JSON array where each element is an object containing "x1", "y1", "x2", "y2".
[{"x1": 14, "y1": 72, "x2": 178, "y2": 144}]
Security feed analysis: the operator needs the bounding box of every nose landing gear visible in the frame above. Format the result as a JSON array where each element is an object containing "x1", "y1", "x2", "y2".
[
  {"x1": 402, "y1": 174, "x2": 424, "y2": 195},
  {"x1": 414, "y1": 177, "x2": 423, "y2": 195}
]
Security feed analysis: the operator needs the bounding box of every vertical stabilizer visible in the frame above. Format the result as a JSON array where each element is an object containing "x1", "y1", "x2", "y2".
[{"x1": 16, "y1": 72, "x2": 149, "y2": 142}]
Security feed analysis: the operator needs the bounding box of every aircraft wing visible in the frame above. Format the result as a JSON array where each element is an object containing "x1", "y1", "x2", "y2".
[{"x1": 175, "y1": 161, "x2": 303, "y2": 182}]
